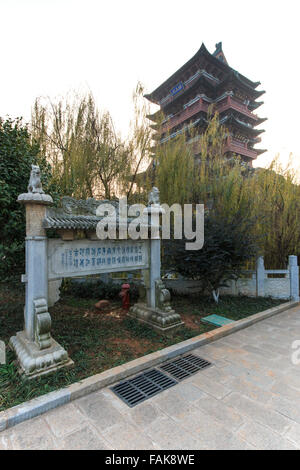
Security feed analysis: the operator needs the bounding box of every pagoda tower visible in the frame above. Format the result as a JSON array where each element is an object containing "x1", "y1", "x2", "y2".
[{"x1": 145, "y1": 42, "x2": 267, "y2": 166}]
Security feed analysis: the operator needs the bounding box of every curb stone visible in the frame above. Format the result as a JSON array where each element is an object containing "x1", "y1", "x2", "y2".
[{"x1": 0, "y1": 300, "x2": 298, "y2": 432}]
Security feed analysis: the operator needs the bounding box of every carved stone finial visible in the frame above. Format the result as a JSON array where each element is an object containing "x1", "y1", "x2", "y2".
[
  {"x1": 148, "y1": 187, "x2": 160, "y2": 206},
  {"x1": 18, "y1": 164, "x2": 53, "y2": 205},
  {"x1": 28, "y1": 164, "x2": 44, "y2": 194}
]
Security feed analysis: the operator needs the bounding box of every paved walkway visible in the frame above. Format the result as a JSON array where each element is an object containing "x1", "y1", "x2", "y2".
[{"x1": 1, "y1": 306, "x2": 300, "y2": 450}]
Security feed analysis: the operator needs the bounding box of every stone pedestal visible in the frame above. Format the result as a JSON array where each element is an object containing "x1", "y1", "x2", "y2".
[
  {"x1": 129, "y1": 303, "x2": 184, "y2": 336},
  {"x1": 10, "y1": 331, "x2": 72, "y2": 379},
  {"x1": 10, "y1": 166, "x2": 73, "y2": 379}
]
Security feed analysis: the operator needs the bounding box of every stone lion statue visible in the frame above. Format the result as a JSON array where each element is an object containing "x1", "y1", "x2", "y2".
[
  {"x1": 28, "y1": 165, "x2": 44, "y2": 194},
  {"x1": 148, "y1": 187, "x2": 160, "y2": 206}
]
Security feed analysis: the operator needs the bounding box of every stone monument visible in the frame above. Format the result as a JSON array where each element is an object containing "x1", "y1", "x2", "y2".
[{"x1": 10, "y1": 166, "x2": 183, "y2": 378}]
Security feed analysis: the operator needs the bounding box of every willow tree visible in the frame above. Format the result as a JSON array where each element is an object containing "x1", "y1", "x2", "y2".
[
  {"x1": 155, "y1": 132, "x2": 195, "y2": 206},
  {"x1": 193, "y1": 110, "x2": 252, "y2": 220},
  {"x1": 153, "y1": 109, "x2": 251, "y2": 213},
  {"x1": 89, "y1": 111, "x2": 130, "y2": 200},
  {"x1": 31, "y1": 93, "x2": 131, "y2": 199},
  {"x1": 196, "y1": 115, "x2": 300, "y2": 265},
  {"x1": 122, "y1": 83, "x2": 154, "y2": 202},
  {"x1": 248, "y1": 157, "x2": 300, "y2": 268}
]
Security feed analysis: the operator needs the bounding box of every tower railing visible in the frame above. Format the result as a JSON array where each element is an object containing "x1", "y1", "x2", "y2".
[
  {"x1": 224, "y1": 136, "x2": 257, "y2": 160},
  {"x1": 161, "y1": 99, "x2": 209, "y2": 133},
  {"x1": 216, "y1": 96, "x2": 258, "y2": 120}
]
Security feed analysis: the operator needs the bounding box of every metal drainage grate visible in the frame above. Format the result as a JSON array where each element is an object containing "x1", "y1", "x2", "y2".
[
  {"x1": 111, "y1": 369, "x2": 178, "y2": 407},
  {"x1": 159, "y1": 354, "x2": 212, "y2": 381}
]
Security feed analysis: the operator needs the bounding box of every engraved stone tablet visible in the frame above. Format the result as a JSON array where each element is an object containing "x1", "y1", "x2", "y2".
[{"x1": 48, "y1": 239, "x2": 149, "y2": 279}]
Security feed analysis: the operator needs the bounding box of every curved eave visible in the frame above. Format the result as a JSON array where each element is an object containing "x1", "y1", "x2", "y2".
[
  {"x1": 200, "y1": 45, "x2": 260, "y2": 88},
  {"x1": 256, "y1": 148, "x2": 267, "y2": 156},
  {"x1": 254, "y1": 117, "x2": 268, "y2": 126},
  {"x1": 219, "y1": 72, "x2": 265, "y2": 98},
  {"x1": 144, "y1": 94, "x2": 158, "y2": 105},
  {"x1": 222, "y1": 115, "x2": 265, "y2": 135},
  {"x1": 218, "y1": 107, "x2": 264, "y2": 127},
  {"x1": 146, "y1": 111, "x2": 162, "y2": 122},
  {"x1": 145, "y1": 43, "x2": 209, "y2": 103},
  {"x1": 201, "y1": 46, "x2": 261, "y2": 89},
  {"x1": 254, "y1": 90, "x2": 265, "y2": 99},
  {"x1": 248, "y1": 137, "x2": 261, "y2": 144},
  {"x1": 146, "y1": 43, "x2": 261, "y2": 103},
  {"x1": 231, "y1": 70, "x2": 261, "y2": 89},
  {"x1": 249, "y1": 101, "x2": 264, "y2": 110}
]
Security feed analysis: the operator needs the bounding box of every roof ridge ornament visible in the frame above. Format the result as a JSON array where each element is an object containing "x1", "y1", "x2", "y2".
[
  {"x1": 213, "y1": 41, "x2": 228, "y2": 65},
  {"x1": 61, "y1": 196, "x2": 118, "y2": 216}
]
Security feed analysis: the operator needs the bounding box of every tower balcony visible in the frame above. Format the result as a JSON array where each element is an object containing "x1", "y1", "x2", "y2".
[
  {"x1": 160, "y1": 98, "x2": 209, "y2": 134},
  {"x1": 216, "y1": 96, "x2": 259, "y2": 122},
  {"x1": 224, "y1": 136, "x2": 258, "y2": 160},
  {"x1": 159, "y1": 95, "x2": 260, "y2": 135}
]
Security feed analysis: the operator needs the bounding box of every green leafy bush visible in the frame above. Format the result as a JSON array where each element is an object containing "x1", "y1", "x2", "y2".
[
  {"x1": 163, "y1": 213, "x2": 259, "y2": 302},
  {"x1": 0, "y1": 117, "x2": 58, "y2": 280},
  {"x1": 0, "y1": 118, "x2": 39, "y2": 279}
]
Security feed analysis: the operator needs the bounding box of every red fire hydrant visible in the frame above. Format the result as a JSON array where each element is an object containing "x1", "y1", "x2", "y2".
[{"x1": 120, "y1": 283, "x2": 130, "y2": 311}]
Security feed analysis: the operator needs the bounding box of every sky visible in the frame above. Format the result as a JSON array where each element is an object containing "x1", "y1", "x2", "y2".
[{"x1": 0, "y1": 0, "x2": 299, "y2": 173}]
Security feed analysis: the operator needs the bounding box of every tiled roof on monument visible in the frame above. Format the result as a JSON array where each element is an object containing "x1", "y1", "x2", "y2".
[{"x1": 43, "y1": 197, "x2": 133, "y2": 230}]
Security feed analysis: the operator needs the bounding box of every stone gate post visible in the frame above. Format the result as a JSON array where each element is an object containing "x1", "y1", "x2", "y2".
[
  {"x1": 289, "y1": 255, "x2": 299, "y2": 302},
  {"x1": 256, "y1": 257, "x2": 265, "y2": 297},
  {"x1": 129, "y1": 187, "x2": 184, "y2": 334},
  {"x1": 23, "y1": 203, "x2": 49, "y2": 341},
  {"x1": 9, "y1": 165, "x2": 72, "y2": 378},
  {"x1": 148, "y1": 203, "x2": 161, "y2": 309}
]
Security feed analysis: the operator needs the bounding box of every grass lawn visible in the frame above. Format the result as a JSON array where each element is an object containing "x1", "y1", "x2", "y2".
[{"x1": 0, "y1": 281, "x2": 286, "y2": 412}]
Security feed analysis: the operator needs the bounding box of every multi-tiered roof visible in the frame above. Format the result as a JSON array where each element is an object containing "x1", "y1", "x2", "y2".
[{"x1": 145, "y1": 42, "x2": 267, "y2": 165}]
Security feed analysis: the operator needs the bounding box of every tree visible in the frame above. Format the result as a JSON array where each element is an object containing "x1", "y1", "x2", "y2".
[
  {"x1": 163, "y1": 213, "x2": 259, "y2": 302},
  {"x1": 247, "y1": 157, "x2": 300, "y2": 268},
  {"x1": 31, "y1": 87, "x2": 152, "y2": 201},
  {"x1": 32, "y1": 93, "x2": 129, "y2": 199},
  {"x1": 84, "y1": 108, "x2": 130, "y2": 200},
  {"x1": 152, "y1": 109, "x2": 252, "y2": 215},
  {"x1": 122, "y1": 83, "x2": 153, "y2": 202},
  {"x1": 192, "y1": 110, "x2": 253, "y2": 219},
  {"x1": 155, "y1": 132, "x2": 195, "y2": 206},
  {"x1": 0, "y1": 118, "x2": 47, "y2": 279},
  {"x1": 192, "y1": 114, "x2": 300, "y2": 267}
]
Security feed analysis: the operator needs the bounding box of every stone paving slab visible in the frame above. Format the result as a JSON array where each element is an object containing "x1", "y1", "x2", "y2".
[{"x1": 1, "y1": 304, "x2": 300, "y2": 450}]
